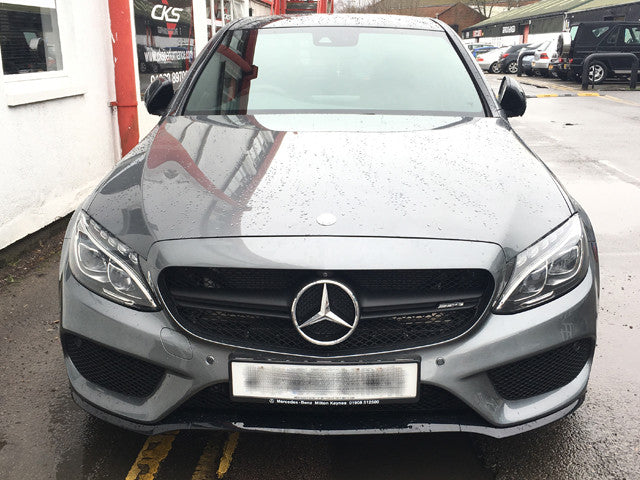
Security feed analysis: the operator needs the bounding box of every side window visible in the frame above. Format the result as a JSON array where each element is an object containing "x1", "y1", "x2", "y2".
[
  {"x1": 604, "y1": 28, "x2": 619, "y2": 45},
  {"x1": 0, "y1": 1, "x2": 63, "y2": 75},
  {"x1": 569, "y1": 25, "x2": 578, "y2": 41},
  {"x1": 622, "y1": 27, "x2": 640, "y2": 45},
  {"x1": 592, "y1": 26, "x2": 610, "y2": 39},
  {"x1": 575, "y1": 25, "x2": 610, "y2": 47}
]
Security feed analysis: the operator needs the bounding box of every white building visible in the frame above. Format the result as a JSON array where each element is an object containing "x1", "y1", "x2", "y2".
[
  {"x1": 0, "y1": 0, "x2": 271, "y2": 251},
  {"x1": 0, "y1": 0, "x2": 119, "y2": 251}
]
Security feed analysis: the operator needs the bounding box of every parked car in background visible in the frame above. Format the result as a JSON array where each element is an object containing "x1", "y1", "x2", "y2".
[
  {"x1": 472, "y1": 45, "x2": 497, "y2": 57},
  {"x1": 531, "y1": 40, "x2": 556, "y2": 76},
  {"x1": 559, "y1": 21, "x2": 640, "y2": 84},
  {"x1": 498, "y1": 43, "x2": 542, "y2": 74},
  {"x1": 549, "y1": 56, "x2": 569, "y2": 79},
  {"x1": 520, "y1": 50, "x2": 535, "y2": 75},
  {"x1": 466, "y1": 42, "x2": 493, "y2": 52},
  {"x1": 519, "y1": 42, "x2": 551, "y2": 76},
  {"x1": 476, "y1": 46, "x2": 508, "y2": 74}
]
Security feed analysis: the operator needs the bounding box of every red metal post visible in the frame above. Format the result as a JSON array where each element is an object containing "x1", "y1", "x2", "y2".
[
  {"x1": 317, "y1": 0, "x2": 328, "y2": 13},
  {"x1": 108, "y1": 0, "x2": 139, "y2": 157}
]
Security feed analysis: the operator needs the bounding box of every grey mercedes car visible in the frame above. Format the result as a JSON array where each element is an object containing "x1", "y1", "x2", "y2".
[{"x1": 59, "y1": 15, "x2": 599, "y2": 437}]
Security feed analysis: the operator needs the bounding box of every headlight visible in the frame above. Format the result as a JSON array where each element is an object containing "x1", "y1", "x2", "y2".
[
  {"x1": 495, "y1": 215, "x2": 588, "y2": 313},
  {"x1": 69, "y1": 212, "x2": 158, "y2": 310}
]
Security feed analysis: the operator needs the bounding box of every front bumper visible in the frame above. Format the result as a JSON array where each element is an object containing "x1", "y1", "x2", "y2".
[
  {"x1": 60, "y1": 237, "x2": 598, "y2": 438},
  {"x1": 71, "y1": 389, "x2": 585, "y2": 438}
]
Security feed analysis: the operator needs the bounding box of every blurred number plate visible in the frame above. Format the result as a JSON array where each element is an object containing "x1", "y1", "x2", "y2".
[{"x1": 231, "y1": 362, "x2": 418, "y2": 404}]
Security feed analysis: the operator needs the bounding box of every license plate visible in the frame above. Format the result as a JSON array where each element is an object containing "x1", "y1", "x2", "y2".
[{"x1": 230, "y1": 361, "x2": 419, "y2": 403}]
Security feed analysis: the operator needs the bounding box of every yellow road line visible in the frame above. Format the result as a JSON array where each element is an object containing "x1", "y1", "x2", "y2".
[
  {"x1": 527, "y1": 92, "x2": 601, "y2": 98},
  {"x1": 192, "y1": 435, "x2": 223, "y2": 480},
  {"x1": 598, "y1": 94, "x2": 640, "y2": 107},
  {"x1": 125, "y1": 432, "x2": 178, "y2": 480},
  {"x1": 216, "y1": 432, "x2": 240, "y2": 479}
]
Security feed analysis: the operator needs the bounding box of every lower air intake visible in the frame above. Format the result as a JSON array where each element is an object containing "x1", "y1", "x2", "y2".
[
  {"x1": 62, "y1": 333, "x2": 165, "y2": 398},
  {"x1": 488, "y1": 338, "x2": 594, "y2": 401}
]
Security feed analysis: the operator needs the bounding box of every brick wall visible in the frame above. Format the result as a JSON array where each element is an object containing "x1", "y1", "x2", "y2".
[
  {"x1": 384, "y1": 3, "x2": 486, "y2": 35},
  {"x1": 438, "y1": 3, "x2": 486, "y2": 34}
]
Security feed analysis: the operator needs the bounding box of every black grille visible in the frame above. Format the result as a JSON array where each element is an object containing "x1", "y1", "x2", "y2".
[
  {"x1": 62, "y1": 333, "x2": 165, "y2": 398},
  {"x1": 163, "y1": 267, "x2": 490, "y2": 293},
  {"x1": 176, "y1": 382, "x2": 470, "y2": 414},
  {"x1": 488, "y1": 339, "x2": 594, "y2": 401},
  {"x1": 159, "y1": 268, "x2": 494, "y2": 355}
]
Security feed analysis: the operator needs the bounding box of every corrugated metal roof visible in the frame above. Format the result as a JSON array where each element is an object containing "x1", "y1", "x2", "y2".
[
  {"x1": 374, "y1": 0, "x2": 462, "y2": 8},
  {"x1": 567, "y1": 0, "x2": 640, "y2": 12},
  {"x1": 471, "y1": 0, "x2": 593, "y2": 27}
]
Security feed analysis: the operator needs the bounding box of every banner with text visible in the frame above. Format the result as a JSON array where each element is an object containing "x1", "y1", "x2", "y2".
[{"x1": 134, "y1": 0, "x2": 195, "y2": 97}]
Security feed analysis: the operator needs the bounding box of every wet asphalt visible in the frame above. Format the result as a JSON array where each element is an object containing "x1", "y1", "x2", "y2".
[{"x1": 0, "y1": 75, "x2": 639, "y2": 480}]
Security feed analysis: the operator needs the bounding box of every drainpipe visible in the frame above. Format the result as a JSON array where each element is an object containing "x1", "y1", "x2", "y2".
[{"x1": 108, "y1": 0, "x2": 139, "y2": 157}]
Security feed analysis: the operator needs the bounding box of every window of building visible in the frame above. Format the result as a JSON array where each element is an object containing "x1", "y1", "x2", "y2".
[{"x1": 0, "y1": 0, "x2": 62, "y2": 75}]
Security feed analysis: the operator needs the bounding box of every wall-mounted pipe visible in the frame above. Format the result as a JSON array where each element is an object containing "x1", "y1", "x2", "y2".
[{"x1": 108, "y1": 0, "x2": 139, "y2": 157}]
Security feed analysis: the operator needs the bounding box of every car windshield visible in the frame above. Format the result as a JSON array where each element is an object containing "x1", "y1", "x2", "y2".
[{"x1": 184, "y1": 27, "x2": 484, "y2": 116}]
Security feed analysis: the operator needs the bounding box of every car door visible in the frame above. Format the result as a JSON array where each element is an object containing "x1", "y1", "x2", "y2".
[
  {"x1": 616, "y1": 25, "x2": 640, "y2": 73},
  {"x1": 594, "y1": 25, "x2": 625, "y2": 71}
]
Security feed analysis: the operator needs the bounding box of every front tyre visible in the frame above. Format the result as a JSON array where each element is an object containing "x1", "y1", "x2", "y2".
[{"x1": 490, "y1": 62, "x2": 501, "y2": 74}]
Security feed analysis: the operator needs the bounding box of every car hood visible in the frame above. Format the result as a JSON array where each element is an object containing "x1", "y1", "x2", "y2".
[{"x1": 87, "y1": 115, "x2": 571, "y2": 259}]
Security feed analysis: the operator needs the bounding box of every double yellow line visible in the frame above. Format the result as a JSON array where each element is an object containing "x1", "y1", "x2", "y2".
[
  {"x1": 527, "y1": 92, "x2": 601, "y2": 98},
  {"x1": 125, "y1": 431, "x2": 240, "y2": 480}
]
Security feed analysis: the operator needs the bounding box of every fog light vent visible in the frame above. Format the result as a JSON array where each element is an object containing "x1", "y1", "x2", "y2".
[
  {"x1": 488, "y1": 338, "x2": 593, "y2": 401},
  {"x1": 62, "y1": 333, "x2": 165, "y2": 398}
]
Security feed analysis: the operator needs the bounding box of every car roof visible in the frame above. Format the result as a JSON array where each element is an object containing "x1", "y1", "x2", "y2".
[
  {"x1": 230, "y1": 14, "x2": 443, "y2": 32},
  {"x1": 574, "y1": 21, "x2": 640, "y2": 26}
]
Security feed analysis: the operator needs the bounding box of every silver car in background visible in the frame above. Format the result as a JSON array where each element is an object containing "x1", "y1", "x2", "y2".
[
  {"x1": 531, "y1": 40, "x2": 558, "y2": 76},
  {"x1": 476, "y1": 46, "x2": 508, "y2": 74},
  {"x1": 59, "y1": 15, "x2": 599, "y2": 438}
]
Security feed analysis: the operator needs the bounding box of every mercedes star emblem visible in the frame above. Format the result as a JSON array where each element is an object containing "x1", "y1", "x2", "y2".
[{"x1": 291, "y1": 280, "x2": 359, "y2": 346}]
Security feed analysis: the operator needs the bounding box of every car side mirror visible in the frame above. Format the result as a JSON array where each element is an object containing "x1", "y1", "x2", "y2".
[
  {"x1": 144, "y1": 77, "x2": 174, "y2": 116},
  {"x1": 498, "y1": 76, "x2": 527, "y2": 117}
]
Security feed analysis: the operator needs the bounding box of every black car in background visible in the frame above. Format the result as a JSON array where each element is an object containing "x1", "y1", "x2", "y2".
[
  {"x1": 498, "y1": 43, "x2": 541, "y2": 74},
  {"x1": 521, "y1": 49, "x2": 537, "y2": 75},
  {"x1": 558, "y1": 21, "x2": 640, "y2": 84}
]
